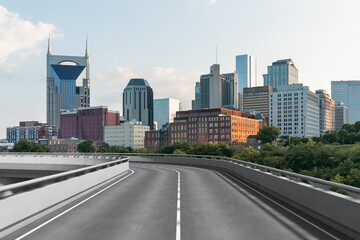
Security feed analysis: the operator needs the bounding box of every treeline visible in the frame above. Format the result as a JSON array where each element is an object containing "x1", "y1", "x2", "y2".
[
  {"x1": 11, "y1": 139, "x2": 50, "y2": 152},
  {"x1": 313, "y1": 122, "x2": 360, "y2": 145}
]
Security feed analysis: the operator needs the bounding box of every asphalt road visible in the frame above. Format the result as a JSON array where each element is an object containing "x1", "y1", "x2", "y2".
[{"x1": 8, "y1": 163, "x2": 346, "y2": 240}]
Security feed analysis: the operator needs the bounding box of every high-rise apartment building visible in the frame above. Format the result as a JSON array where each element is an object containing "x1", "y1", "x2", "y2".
[
  {"x1": 263, "y1": 59, "x2": 298, "y2": 89},
  {"x1": 222, "y1": 72, "x2": 238, "y2": 109},
  {"x1": 331, "y1": 81, "x2": 360, "y2": 123},
  {"x1": 60, "y1": 106, "x2": 120, "y2": 141},
  {"x1": 200, "y1": 64, "x2": 223, "y2": 109},
  {"x1": 269, "y1": 84, "x2": 319, "y2": 138},
  {"x1": 315, "y1": 90, "x2": 335, "y2": 135},
  {"x1": 335, "y1": 102, "x2": 349, "y2": 131},
  {"x1": 123, "y1": 78, "x2": 154, "y2": 129},
  {"x1": 46, "y1": 37, "x2": 90, "y2": 129},
  {"x1": 243, "y1": 86, "x2": 275, "y2": 120},
  {"x1": 154, "y1": 98, "x2": 182, "y2": 129}
]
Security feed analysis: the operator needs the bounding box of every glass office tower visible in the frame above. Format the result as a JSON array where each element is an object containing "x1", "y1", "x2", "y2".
[
  {"x1": 263, "y1": 59, "x2": 298, "y2": 89},
  {"x1": 331, "y1": 81, "x2": 360, "y2": 123},
  {"x1": 236, "y1": 54, "x2": 257, "y2": 93},
  {"x1": 154, "y1": 98, "x2": 182, "y2": 129}
]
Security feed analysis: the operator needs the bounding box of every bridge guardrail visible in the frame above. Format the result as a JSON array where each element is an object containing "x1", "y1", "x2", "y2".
[{"x1": 0, "y1": 154, "x2": 129, "y2": 198}]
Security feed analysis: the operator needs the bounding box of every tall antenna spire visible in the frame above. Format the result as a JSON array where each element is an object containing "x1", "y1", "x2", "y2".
[
  {"x1": 216, "y1": 44, "x2": 218, "y2": 64},
  {"x1": 85, "y1": 34, "x2": 89, "y2": 57},
  {"x1": 47, "y1": 32, "x2": 52, "y2": 55}
]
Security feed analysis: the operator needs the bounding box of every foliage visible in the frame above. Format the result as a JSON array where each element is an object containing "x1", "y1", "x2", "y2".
[
  {"x1": 173, "y1": 149, "x2": 186, "y2": 155},
  {"x1": 0, "y1": 148, "x2": 3, "y2": 152},
  {"x1": 133, "y1": 148, "x2": 148, "y2": 153},
  {"x1": 233, "y1": 148, "x2": 260, "y2": 163},
  {"x1": 97, "y1": 143, "x2": 111, "y2": 153},
  {"x1": 12, "y1": 139, "x2": 50, "y2": 152},
  {"x1": 110, "y1": 146, "x2": 129, "y2": 153},
  {"x1": 77, "y1": 140, "x2": 96, "y2": 153},
  {"x1": 256, "y1": 126, "x2": 280, "y2": 144}
]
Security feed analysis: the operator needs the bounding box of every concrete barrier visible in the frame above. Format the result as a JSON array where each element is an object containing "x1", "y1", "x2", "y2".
[
  {"x1": 0, "y1": 160, "x2": 129, "y2": 238},
  {"x1": 130, "y1": 156, "x2": 360, "y2": 240}
]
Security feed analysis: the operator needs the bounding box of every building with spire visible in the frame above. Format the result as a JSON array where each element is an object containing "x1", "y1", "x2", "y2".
[{"x1": 46, "y1": 36, "x2": 90, "y2": 130}]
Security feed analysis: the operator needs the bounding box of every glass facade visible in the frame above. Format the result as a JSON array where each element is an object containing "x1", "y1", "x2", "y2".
[
  {"x1": 263, "y1": 59, "x2": 298, "y2": 89},
  {"x1": 154, "y1": 98, "x2": 182, "y2": 129},
  {"x1": 236, "y1": 54, "x2": 257, "y2": 93},
  {"x1": 331, "y1": 81, "x2": 360, "y2": 124}
]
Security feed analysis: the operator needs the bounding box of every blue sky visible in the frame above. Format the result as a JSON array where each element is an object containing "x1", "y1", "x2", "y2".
[{"x1": 1, "y1": 0, "x2": 360, "y2": 138}]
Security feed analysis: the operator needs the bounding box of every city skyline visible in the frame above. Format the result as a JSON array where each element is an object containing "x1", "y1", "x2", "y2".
[{"x1": 1, "y1": 1, "x2": 360, "y2": 137}]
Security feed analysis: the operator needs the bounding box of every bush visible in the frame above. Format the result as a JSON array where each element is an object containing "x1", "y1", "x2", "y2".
[
  {"x1": 173, "y1": 149, "x2": 186, "y2": 155},
  {"x1": 12, "y1": 139, "x2": 50, "y2": 152},
  {"x1": 77, "y1": 140, "x2": 96, "y2": 153},
  {"x1": 233, "y1": 148, "x2": 260, "y2": 163}
]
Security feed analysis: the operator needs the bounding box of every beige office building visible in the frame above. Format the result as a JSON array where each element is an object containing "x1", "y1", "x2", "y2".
[
  {"x1": 243, "y1": 86, "x2": 275, "y2": 119},
  {"x1": 104, "y1": 121, "x2": 149, "y2": 149},
  {"x1": 316, "y1": 90, "x2": 335, "y2": 135}
]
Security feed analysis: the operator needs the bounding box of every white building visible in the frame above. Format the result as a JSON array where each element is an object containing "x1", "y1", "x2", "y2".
[
  {"x1": 154, "y1": 98, "x2": 182, "y2": 130},
  {"x1": 104, "y1": 121, "x2": 149, "y2": 149},
  {"x1": 269, "y1": 84, "x2": 320, "y2": 138}
]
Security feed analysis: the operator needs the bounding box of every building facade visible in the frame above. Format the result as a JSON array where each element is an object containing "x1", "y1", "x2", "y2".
[
  {"x1": 243, "y1": 86, "x2": 275, "y2": 120},
  {"x1": 46, "y1": 37, "x2": 90, "y2": 129},
  {"x1": 144, "y1": 126, "x2": 170, "y2": 150},
  {"x1": 269, "y1": 84, "x2": 319, "y2": 138},
  {"x1": 222, "y1": 72, "x2": 238, "y2": 109},
  {"x1": 123, "y1": 78, "x2": 154, "y2": 129},
  {"x1": 169, "y1": 108, "x2": 264, "y2": 148},
  {"x1": 192, "y1": 82, "x2": 200, "y2": 110},
  {"x1": 236, "y1": 54, "x2": 257, "y2": 93},
  {"x1": 61, "y1": 106, "x2": 120, "y2": 141},
  {"x1": 6, "y1": 121, "x2": 58, "y2": 143},
  {"x1": 39, "y1": 137, "x2": 80, "y2": 153},
  {"x1": 154, "y1": 98, "x2": 182, "y2": 129},
  {"x1": 104, "y1": 121, "x2": 149, "y2": 149},
  {"x1": 335, "y1": 102, "x2": 349, "y2": 131},
  {"x1": 331, "y1": 81, "x2": 360, "y2": 123},
  {"x1": 200, "y1": 64, "x2": 223, "y2": 109},
  {"x1": 315, "y1": 90, "x2": 335, "y2": 135},
  {"x1": 263, "y1": 59, "x2": 298, "y2": 89}
]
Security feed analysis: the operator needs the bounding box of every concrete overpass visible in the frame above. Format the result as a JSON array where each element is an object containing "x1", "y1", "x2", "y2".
[{"x1": 0, "y1": 153, "x2": 359, "y2": 240}]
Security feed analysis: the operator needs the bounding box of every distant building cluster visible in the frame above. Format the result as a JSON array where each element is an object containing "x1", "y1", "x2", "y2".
[{"x1": 5, "y1": 38, "x2": 360, "y2": 152}]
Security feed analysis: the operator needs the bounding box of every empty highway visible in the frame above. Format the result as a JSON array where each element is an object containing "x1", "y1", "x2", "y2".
[{"x1": 5, "y1": 163, "x2": 348, "y2": 240}]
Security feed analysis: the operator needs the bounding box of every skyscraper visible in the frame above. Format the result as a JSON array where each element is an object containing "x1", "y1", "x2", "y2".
[
  {"x1": 154, "y1": 98, "x2": 182, "y2": 129},
  {"x1": 236, "y1": 54, "x2": 257, "y2": 92},
  {"x1": 263, "y1": 59, "x2": 298, "y2": 89},
  {"x1": 46, "y1": 37, "x2": 90, "y2": 129},
  {"x1": 243, "y1": 86, "x2": 275, "y2": 120},
  {"x1": 123, "y1": 78, "x2": 154, "y2": 129},
  {"x1": 222, "y1": 72, "x2": 238, "y2": 109},
  {"x1": 335, "y1": 102, "x2": 349, "y2": 131},
  {"x1": 200, "y1": 64, "x2": 223, "y2": 109},
  {"x1": 331, "y1": 81, "x2": 360, "y2": 123},
  {"x1": 315, "y1": 90, "x2": 335, "y2": 135},
  {"x1": 194, "y1": 82, "x2": 200, "y2": 110}
]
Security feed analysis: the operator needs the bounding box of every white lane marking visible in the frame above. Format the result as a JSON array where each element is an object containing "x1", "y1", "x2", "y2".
[
  {"x1": 221, "y1": 172, "x2": 341, "y2": 240},
  {"x1": 170, "y1": 168, "x2": 181, "y2": 240},
  {"x1": 15, "y1": 170, "x2": 135, "y2": 240}
]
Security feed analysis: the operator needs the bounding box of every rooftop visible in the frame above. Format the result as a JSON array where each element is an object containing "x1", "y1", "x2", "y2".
[{"x1": 126, "y1": 78, "x2": 151, "y2": 87}]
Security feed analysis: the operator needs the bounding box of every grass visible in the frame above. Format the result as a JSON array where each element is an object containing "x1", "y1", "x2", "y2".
[{"x1": 338, "y1": 144, "x2": 355, "y2": 153}]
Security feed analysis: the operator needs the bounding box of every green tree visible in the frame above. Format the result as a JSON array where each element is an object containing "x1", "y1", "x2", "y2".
[
  {"x1": 12, "y1": 139, "x2": 50, "y2": 152},
  {"x1": 321, "y1": 131, "x2": 339, "y2": 144},
  {"x1": 172, "y1": 142, "x2": 192, "y2": 153},
  {"x1": 354, "y1": 121, "x2": 360, "y2": 132},
  {"x1": 110, "y1": 146, "x2": 129, "y2": 153},
  {"x1": 77, "y1": 140, "x2": 96, "y2": 153},
  {"x1": 345, "y1": 169, "x2": 360, "y2": 187},
  {"x1": 133, "y1": 148, "x2": 148, "y2": 153},
  {"x1": 256, "y1": 126, "x2": 280, "y2": 144},
  {"x1": 173, "y1": 149, "x2": 186, "y2": 155},
  {"x1": 0, "y1": 148, "x2": 3, "y2": 152},
  {"x1": 348, "y1": 144, "x2": 360, "y2": 164},
  {"x1": 216, "y1": 142, "x2": 236, "y2": 157},
  {"x1": 97, "y1": 143, "x2": 111, "y2": 153},
  {"x1": 262, "y1": 156, "x2": 288, "y2": 169},
  {"x1": 341, "y1": 123, "x2": 356, "y2": 133},
  {"x1": 233, "y1": 148, "x2": 260, "y2": 163}
]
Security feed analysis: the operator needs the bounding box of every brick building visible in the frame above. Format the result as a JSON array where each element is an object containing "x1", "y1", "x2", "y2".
[
  {"x1": 6, "y1": 121, "x2": 58, "y2": 143},
  {"x1": 145, "y1": 124, "x2": 170, "y2": 150},
  {"x1": 61, "y1": 106, "x2": 120, "y2": 141},
  {"x1": 39, "y1": 137, "x2": 80, "y2": 153},
  {"x1": 170, "y1": 108, "x2": 264, "y2": 148}
]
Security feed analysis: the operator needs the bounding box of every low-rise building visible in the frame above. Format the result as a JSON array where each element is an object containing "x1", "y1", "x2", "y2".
[
  {"x1": 40, "y1": 137, "x2": 80, "y2": 153},
  {"x1": 145, "y1": 124, "x2": 170, "y2": 150},
  {"x1": 170, "y1": 108, "x2": 264, "y2": 148},
  {"x1": 61, "y1": 106, "x2": 120, "y2": 141},
  {"x1": 104, "y1": 121, "x2": 149, "y2": 149},
  {"x1": 6, "y1": 121, "x2": 58, "y2": 143}
]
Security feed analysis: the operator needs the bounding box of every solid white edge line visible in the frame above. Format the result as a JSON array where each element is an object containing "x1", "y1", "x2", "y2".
[
  {"x1": 15, "y1": 169, "x2": 135, "y2": 240},
  {"x1": 170, "y1": 168, "x2": 181, "y2": 240},
  {"x1": 221, "y1": 172, "x2": 342, "y2": 240}
]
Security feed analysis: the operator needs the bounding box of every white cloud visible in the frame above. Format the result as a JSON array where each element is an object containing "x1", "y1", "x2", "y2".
[
  {"x1": 209, "y1": 0, "x2": 218, "y2": 5},
  {"x1": 0, "y1": 5, "x2": 56, "y2": 64},
  {"x1": 93, "y1": 66, "x2": 199, "y2": 113}
]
